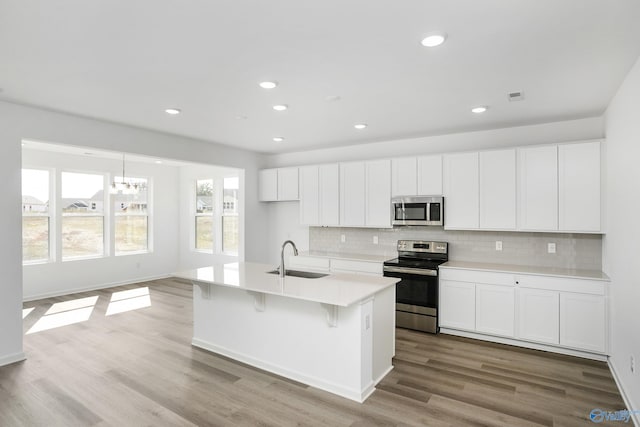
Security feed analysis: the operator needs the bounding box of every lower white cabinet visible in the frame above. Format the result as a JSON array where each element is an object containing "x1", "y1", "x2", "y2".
[
  {"x1": 439, "y1": 280, "x2": 476, "y2": 331},
  {"x1": 517, "y1": 288, "x2": 560, "y2": 345},
  {"x1": 439, "y1": 267, "x2": 608, "y2": 357},
  {"x1": 476, "y1": 284, "x2": 514, "y2": 337},
  {"x1": 560, "y1": 292, "x2": 606, "y2": 353}
]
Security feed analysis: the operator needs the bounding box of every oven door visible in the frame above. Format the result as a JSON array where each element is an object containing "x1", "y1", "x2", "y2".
[{"x1": 383, "y1": 267, "x2": 438, "y2": 316}]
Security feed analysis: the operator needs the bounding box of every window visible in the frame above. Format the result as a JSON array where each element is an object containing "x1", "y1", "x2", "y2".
[
  {"x1": 22, "y1": 169, "x2": 50, "y2": 263},
  {"x1": 222, "y1": 177, "x2": 239, "y2": 254},
  {"x1": 195, "y1": 179, "x2": 214, "y2": 251},
  {"x1": 61, "y1": 172, "x2": 105, "y2": 259},
  {"x1": 113, "y1": 177, "x2": 149, "y2": 254}
]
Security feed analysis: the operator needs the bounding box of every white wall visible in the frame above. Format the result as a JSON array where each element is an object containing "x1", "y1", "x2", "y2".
[
  {"x1": 266, "y1": 117, "x2": 604, "y2": 167},
  {"x1": 0, "y1": 100, "x2": 269, "y2": 366},
  {"x1": 603, "y1": 56, "x2": 640, "y2": 414},
  {"x1": 22, "y1": 149, "x2": 180, "y2": 300}
]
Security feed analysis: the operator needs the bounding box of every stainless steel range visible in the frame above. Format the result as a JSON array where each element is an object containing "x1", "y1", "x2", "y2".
[{"x1": 383, "y1": 240, "x2": 448, "y2": 334}]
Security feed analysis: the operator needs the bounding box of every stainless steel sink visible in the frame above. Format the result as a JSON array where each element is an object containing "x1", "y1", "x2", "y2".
[{"x1": 267, "y1": 269, "x2": 328, "y2": 279}]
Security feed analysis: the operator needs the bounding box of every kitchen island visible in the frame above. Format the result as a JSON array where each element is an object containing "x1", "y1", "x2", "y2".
[{"x1": 173, "y1": 262, "x2": 398, "y2": 402}]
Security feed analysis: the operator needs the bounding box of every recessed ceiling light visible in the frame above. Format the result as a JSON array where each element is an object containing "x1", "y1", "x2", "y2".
[
  {"x1": 354, "y1": 123, "x2": 368, "y2": 130},
  {"x1": 421, "y1": 32, "x2": 447, "y2": 47},
  {"x1": 235, "y1": 115, "x2": 248, "y2": 120},
  {"x1": 165, "y1": 108, "x2": 181, "y2": 115},
  {"x1": 273, "y1": 104, "x2": 288, "y2": 111},
  {"x1": 471, "y1": 106, "x2": 488, "y2": 114},
  {"x1": 155, "y1": 160, "x2": 163, "y2": 164},
  {"x1": 259, "y1": 81, "x2": 278, "y2": 89},
  {"x1": 325, "y1": 95, "x2": 341, "y2": 102},
  {"x1": 273, "y1": 137, "x2": 285, "y2": 142}
]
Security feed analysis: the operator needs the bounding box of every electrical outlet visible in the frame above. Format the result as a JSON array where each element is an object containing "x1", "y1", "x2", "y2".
[
  {"x1": 495, "y1": 241, "x2": 503, "y2": 251},
  {"x1": 631, "y1": 356, "x2": 636, "y2": 374},
  {"x1": 373, "y1": 235, "x2": 379, "y2": 245},
  {"x1": 547, "y1": 243, "x2": 556, "y2": 254},
  {"x1": 340, "y1": 234, "x2": 346, "y2": 243}
]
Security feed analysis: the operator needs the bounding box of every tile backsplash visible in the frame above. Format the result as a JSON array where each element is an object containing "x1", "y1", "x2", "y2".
[{"x1": 309, "y1": 227, "x2": 602, "y2": 270}]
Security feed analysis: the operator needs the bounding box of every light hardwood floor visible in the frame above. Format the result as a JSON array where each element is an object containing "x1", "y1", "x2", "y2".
[{"x1": 0, "y1": 278, "x2": 625, "y2": 426}]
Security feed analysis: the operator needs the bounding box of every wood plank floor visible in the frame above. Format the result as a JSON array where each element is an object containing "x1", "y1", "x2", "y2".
[{"x1": 0, "y1": 278, "x2": 625, "y2": 426}]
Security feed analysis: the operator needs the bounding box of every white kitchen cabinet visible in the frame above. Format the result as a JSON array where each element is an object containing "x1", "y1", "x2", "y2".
[
  {"x1": 417, "y1": 155, "x2": 443, "y2": 195},
  {"x1": 391, "y1": 155, "x2": 442, "y2": 197},
  {"x1": 340, "y1": 162, "x2": 366, "y2": 226},
  {"x1": 299, "y1": 164, "x2": 339, "y2": 226},
  {"x1": 319, "y1": 164, "x2": 340, "y2": 226},
  {"x1": 517, "y1": 288, "x2": 560, "y2": 345},
  {"x1": 560, "y1": 292, "x2": 606, "y2": 353},
  {"x1": 518, "y1": 145, "x2": 558, "y2": 230},
  {"x1": 479, "y1": 149, "x2": 516, "y2": 230},
  {"x1": 439, "y1": 280, "x2": 476, "y2": 331},
  {"x1": 476, "y1": 284, "x2": 515, "y2": 337},
  {"x1": 258, "y1": 169, "x2": 278, "y2": 201},
  {"x1": 299, "y1": 165, "x2": 320, "y2": 225},
  {"x1": 558, "y1": 141, "x2": 601, "y2": 232},
  {"x1": 259, "y1": 167, "x2": 299, "y2": 201},
  {"x1": 277, "y1": 167, "x2": 299, "y2": 201},
  {"x1": 443, "y1": 152, "x2": 479, "y2": 229},
  {"x1": 391, "y1": 157, "x2": 417, "y2": 196},
  {"x1": 365, "y1": 159, "x2": 391, "y2": 227}
]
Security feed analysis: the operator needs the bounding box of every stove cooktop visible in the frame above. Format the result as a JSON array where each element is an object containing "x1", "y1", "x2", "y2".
[{"x1": 383, "y1": 257, "x2": 447, "y2": 270}]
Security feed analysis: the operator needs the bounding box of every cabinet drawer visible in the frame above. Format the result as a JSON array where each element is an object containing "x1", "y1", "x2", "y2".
[
  {"x1": 331, "y1": 259, "x2": 382, "y2": 275},
  {"x1": 516, "y1": 275, "x2": 606, "y2": 295},
  {"x1": 439, "y1": 268, "x2": 514, "y2": 286}
]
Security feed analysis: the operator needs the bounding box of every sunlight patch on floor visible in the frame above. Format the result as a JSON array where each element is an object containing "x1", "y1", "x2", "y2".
[
  {"x1": 27, "y1": 295, "x2": 99, "y2": 334},
  {"x1": 106, "y1": 287, "x2": 151, "y2": 316},
  {"x1": 22, "y1": 307, "x2": 35, "y2": 319}
]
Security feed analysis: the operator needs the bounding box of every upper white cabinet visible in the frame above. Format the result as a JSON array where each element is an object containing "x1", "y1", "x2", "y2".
[
  {"x1": 479, "y1": 149, "x2": 516, "y2": 230},
  {"x1": 391, "y1": 157, "x2": 417, "y2": 196},
  {"x1": 299, "y1": 164, "x2": 339, "y2": 226},
  {"x1": 258, "y1": 167, "x2": 299, "y2": 202},
  {"x1": 365, "y1": 160, "x2": 392, "y2": 227},
  {"x1": 443, "y1": 152, "x2": 479, "y2": 229},
  {"x1": 558, "y1": 141, "x2": 601, "y2": 232},
  {"x1": 392, "y1": 155, "x2": 442, "y2": 196},
  {"x1": 340, "y1": 160, "x2": 391, "y2": 228},
  {"x1": 518, "y1": 145, "x2": 558, "y2": 231},
  {"x1": 340, "y1": 162, "x2": 366, "y2": 226},
  {"x1": 417, "y1": 155, "x2": 443, "y2": 195}
]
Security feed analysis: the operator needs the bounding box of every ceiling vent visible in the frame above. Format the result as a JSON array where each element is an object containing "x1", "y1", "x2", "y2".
[{"x1": 508, "y1": 91, "x2": 525, "y2": 102}]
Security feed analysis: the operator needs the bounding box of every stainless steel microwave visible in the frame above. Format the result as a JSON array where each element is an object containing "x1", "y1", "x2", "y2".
[{"x1": 391, "y1": 196, "x2": 444, "y2": 226}]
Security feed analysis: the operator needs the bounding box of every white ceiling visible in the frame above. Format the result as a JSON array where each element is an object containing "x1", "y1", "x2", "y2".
[{"x1": 2, "y1": 1, "x2": 640, "y2": 154}]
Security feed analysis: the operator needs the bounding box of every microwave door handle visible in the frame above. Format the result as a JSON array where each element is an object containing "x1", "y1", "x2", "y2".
[{"x1": 426, "y1": 202, "x2": 431, "y2": 222}]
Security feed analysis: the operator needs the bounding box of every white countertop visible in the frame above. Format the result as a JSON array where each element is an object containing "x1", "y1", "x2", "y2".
[
  {"x1": 174, "y1": 262, "x2": 399, "y2": 307},
  {"x1": 300, "y1": 250, "x2": 389, "y2": 263},
  {"x1": 440, "y1": 261, "x2": 609, "y2": 281}
]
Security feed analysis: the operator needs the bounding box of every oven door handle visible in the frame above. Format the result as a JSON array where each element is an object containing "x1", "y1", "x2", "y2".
[{"x1": 383, "y1": 266, "x2": 437, "y2": 276}]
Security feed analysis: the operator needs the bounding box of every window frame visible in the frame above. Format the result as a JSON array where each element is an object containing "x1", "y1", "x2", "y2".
[
  {"x1": 21, "y1": 167, "x2": 54, "y2": 265},
  {"x1": 194, "y1": 178, "x2": 216, "y2": 253},
  {"x1": 112, "y1": 175, "x2": 152, "y2": 256},
  {"x1": 60, "y1": 170, "x2": 109, "y2": 262}
]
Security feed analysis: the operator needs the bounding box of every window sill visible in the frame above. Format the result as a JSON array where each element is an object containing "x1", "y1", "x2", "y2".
[
  {"x1": 115, "y1": 250, "x2": 151, "y2": 257},
  {"x1": 62, "y1": 254, "x2": 106, "y2": 262},
  {"x1": 22, "y1": 259, "x2": 52, "y2": 266}
]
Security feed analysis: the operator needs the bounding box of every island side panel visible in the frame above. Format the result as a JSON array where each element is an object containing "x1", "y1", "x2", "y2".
[
  {"x1": 191, "y1": 284, "x2": 371, "y2": 402},
  {"x1": 372, "y1": 284, "x2": 396, "y2": 384}
]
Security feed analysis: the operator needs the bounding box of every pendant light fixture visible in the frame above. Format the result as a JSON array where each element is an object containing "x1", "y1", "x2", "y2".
[{"x1": 110, "y1": 154, "x2": 139, "y2": 195}]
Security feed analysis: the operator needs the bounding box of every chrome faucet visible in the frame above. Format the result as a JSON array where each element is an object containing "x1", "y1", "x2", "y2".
[{"x1": 280, "y1": 240, "x2": 299, "y2": 277}]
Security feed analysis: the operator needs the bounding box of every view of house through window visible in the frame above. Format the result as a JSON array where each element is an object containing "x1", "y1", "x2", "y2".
[
  {"x1": 61, "y1": 172, "x2": 105, "y2": 259},
  {"x1": 195, "y1": 179, "x2": 214, "y2": 250},
  {"x1": 22, "y1": 169, "x2": 50, "y2": 262},
  {"x1": 114, "y1": 177, "x2": 149, "y2": 254}
]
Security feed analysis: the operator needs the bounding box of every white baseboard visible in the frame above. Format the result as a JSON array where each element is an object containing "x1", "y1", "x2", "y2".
[
  {"x1": 608, "y1": 358, "x2": 640, "y2": 427},
  {"x1": 23, "y1": 274, "x2": 171, "y2": 302},
  {"x1": 192, "y1": 338, "x2": 384, "y2": 403},
  {"x1": 440, "y1": 328, "x2": 607, "y2": 361},
  {"x1": 0, "y1": 352, "x2": 26, "y2": 367}
]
